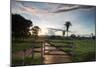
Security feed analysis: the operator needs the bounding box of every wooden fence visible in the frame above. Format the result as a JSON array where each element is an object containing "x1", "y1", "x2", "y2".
[{"x1": 13, "y1": 40, "x2": 75, "y2": 66}]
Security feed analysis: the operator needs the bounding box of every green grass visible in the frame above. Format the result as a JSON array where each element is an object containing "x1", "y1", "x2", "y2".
[
  {"x1": 50, "y1": 40, "x2": 73, "y2": 44},
  {"x1": 24, "y1": 53, "x2": 42, "y2": 65},
  {"x1": 12, "y1": 53, "x2": 42, "y2": 66},
  {"x1": 12, "y1": 56, "x2": 23, "y2": 66},
  {"x1": 12, "y1": 38, "x2": 42, "y2": 53},
  {"x1": 12, "y1": 38, "x2": 43, "y2": 65},
  {"x1": 73, "y1": 39, "x2": 96, "y2": 62},
  {"x1": 33, "y1": 53, "x2": 42, "y2": 64},
  {"x1": 49, "y1": 39, "x2": 96, "y2": 62},
  {"x1": 12, "y1": 42, "x2": 33, "y2": 53},
  {"x1": 12, "y1": 42, "x2": 42, "y2": 53}
]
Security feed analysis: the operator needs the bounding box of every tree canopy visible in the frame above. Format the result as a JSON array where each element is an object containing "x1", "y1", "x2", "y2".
[
  {"x1": 12, "y1": 14, "x2": 32, "y2": 38},
  {"x1": 31, "y1": 26, "x2": 41, "y2": 39},
  {"x1": 64, "y1": 21, "x2": 72, "y2": 37}
]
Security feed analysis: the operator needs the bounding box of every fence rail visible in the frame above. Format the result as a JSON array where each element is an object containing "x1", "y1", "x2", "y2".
[{"x1": 13, "y1": 40, "x2": 76, "y2": 66}]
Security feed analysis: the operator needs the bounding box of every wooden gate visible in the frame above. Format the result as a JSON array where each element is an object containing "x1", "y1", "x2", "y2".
[
  {"x1": 13, "y1": 40, "x2": 75, "y2": 66},
  {"x1": 42, "y1": 40, "x2": 75, "y2": 64}
]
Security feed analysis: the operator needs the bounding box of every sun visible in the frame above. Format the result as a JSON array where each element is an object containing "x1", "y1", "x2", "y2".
[{"x1": 38, "y1": 27, "x2": 48, "y2": 35}]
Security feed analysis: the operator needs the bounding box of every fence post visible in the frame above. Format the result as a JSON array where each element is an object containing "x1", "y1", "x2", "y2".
[
  {"x1": 71, "y1": 38, "x2": 75, "y2": 57},
  {"x1": 41, "y1": 41, "x2": 44, "y2": 64},
  {"x1": 22, "y1": 49, "x2": 26, "y2": 65},
  {"x1": 32, "y1": 45, "x2": 34, "y2": 63}
]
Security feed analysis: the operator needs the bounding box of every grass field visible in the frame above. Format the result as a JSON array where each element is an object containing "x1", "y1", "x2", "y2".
[
  {"x1": 73, "y1": 39, "x2": 96, "y2": 62},
  {"x1": 49, "y1": 39, "x2": 96, "y2": 62}
]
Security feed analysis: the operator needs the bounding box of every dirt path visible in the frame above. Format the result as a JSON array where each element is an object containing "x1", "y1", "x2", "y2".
[{"x1": 43, "y1": 42, "x2": 72, "y2": 64}]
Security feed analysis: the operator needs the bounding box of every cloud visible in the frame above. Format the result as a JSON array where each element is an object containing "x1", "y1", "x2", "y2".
[
  {"x1": 11, "y1": 1, "x2": 95, "y2": 36},
  {"x1": 53, "y1": 5, "x2": 95, "y2": 13},
  {"x1": 22, "y1": 6, "x2": 54, "y2": 15}
]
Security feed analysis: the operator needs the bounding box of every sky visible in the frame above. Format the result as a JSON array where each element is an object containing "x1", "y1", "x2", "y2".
[{"x1": 11, "y1": 0, "x2": 96, "y2": 36}]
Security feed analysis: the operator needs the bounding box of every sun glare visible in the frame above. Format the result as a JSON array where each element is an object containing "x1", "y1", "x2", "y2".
[{"x1": 38, "y1": 27, "x2": 48, "y2": 36}]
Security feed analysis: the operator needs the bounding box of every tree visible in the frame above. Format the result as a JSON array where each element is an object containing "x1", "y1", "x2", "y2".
[
  {"x1": 70, "y1": 34, "x2": 76, "y2": 38},
  {"x1": 91, "y1": 33, "x2": 96, "y2": 39},
  {"x1": 64, "y1": 21, "x2": 72, "y2": 37},
  {"x1": 12, "y1": 14, "x2": 32, "y2": 39},
  {"x1": 31, "y1": 26, "x2": 40, "y2": 39}
]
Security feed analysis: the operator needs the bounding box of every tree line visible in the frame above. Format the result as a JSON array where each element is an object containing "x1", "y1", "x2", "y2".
[{"x1": 12, "y1": 14, "x2": 40, "y2": 39}]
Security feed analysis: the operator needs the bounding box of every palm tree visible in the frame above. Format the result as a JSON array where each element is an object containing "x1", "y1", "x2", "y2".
[
  {"x1": 31, "y1": 26, "x2": 40, "y2": 39},
  {"x1": 64, "y1": 21, "x2": 72, "y2": 37}
]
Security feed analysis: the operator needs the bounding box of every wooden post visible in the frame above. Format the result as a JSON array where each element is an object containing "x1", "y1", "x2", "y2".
[
  {"x1": 23, "y1": 49, "x2": 26, "y2": 65},
  {"x1": 71, "y1": 38, "x2": 75, "y2": 56},
  {"x1": 41, "y1": 42, "x2": 44, "y2": 64},
  {"x1": 32, "y1": 45, "x2": 34, "y2": 62},
  {"x1": 43, "y1": 42, "x2": 45, "y2": 55}
]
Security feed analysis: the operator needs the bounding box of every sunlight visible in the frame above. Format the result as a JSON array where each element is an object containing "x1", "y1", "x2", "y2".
[{"x1": 38, "y1": 27, "x2": 48, "y2": 35}]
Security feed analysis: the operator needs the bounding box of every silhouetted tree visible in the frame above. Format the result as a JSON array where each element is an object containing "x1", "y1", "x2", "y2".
[
  {"x1": 12, "y1": 14, "x2": 32, "y2": 39},
  {"x1": 91, "y1": 33, "x2": 96, "y2": 39},
  {"x1": 31, "y1": 26, "x2": 40, "y2": 39},
  {"x1": 70, "y1": 34, "x2": 76, "y2": 38},
  {"x1": 77, "y1": 35, "x2": 81, "y2": 39},
  {"x1": 64, "y1": 21, "x2": 72, "y2": 37}
]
